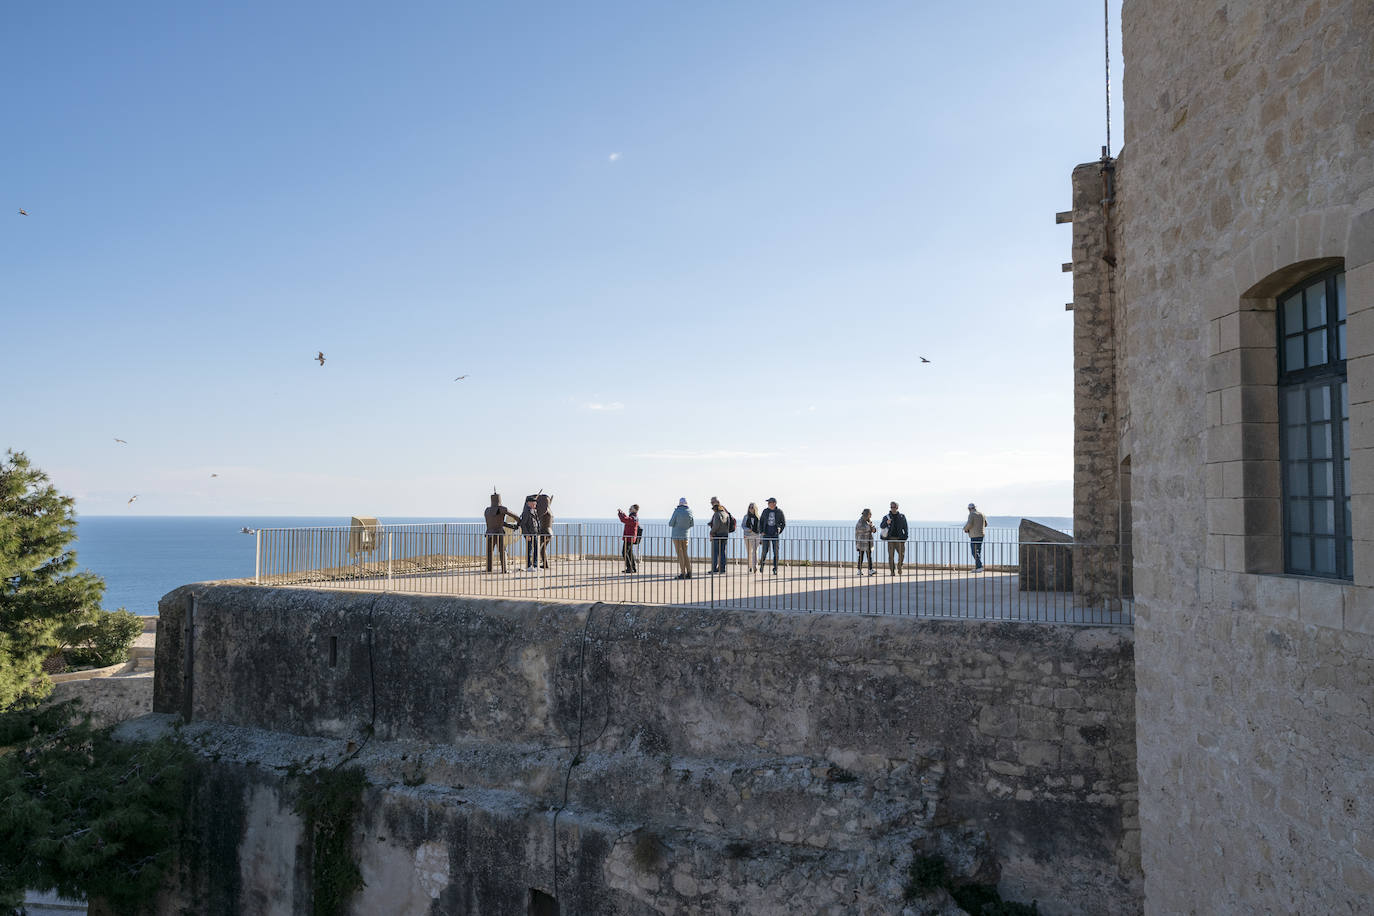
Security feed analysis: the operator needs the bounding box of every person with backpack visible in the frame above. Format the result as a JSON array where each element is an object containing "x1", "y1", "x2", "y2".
[
  {"x1": 669, "y1": 498, "x2": 695, "y2": 579},
  {"x1": 617, "y1": 504, "x2": 641, "y2": 574},
  {"x1": 880, "y1": 500, "x2": 908, "y2": 575},
  {"x1": 964, "y1": 502, "x2": 989, "y2": 571},
  {"x1": 708, "y1": 496, "x2": 734, "y2": 574},
  {"x1": 741, "y1": 502, "x2": 762, "y2": 572},
  {"x1": 758, "y1": 497, "x2": 786, "y2": 575}
]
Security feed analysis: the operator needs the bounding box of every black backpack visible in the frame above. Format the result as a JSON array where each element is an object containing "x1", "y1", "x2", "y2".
[{"x1": 727, "y1": 513, "x2": 737, "y2": 533}]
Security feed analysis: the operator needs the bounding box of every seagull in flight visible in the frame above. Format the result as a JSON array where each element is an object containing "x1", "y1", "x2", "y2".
[
  {"x1": 114, "y1": 437, "x2": 127, "y2": 444},
  {"x1": 127, "y1": 495, "x2": 139, "y2": 505},
  {"x1": 919, "y1": 357, "x2": 931, "y2": 364},
  {"x1": 18, "y1": 209, "x2": 27, "y2": 216},
  {"x1": 210, "y1": 473, "x2": 219, "y2": 478},
  {"x1": 316, "y1": 351, "x2": 326, "y2": 366},
  {"x1": 454, "y1": 375, "x2": 468, "y2": 381}
]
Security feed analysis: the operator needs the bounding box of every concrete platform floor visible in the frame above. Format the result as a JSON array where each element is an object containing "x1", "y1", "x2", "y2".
[{"x1": 278, "y1": 554, "x2": 1132, "y2": 626}]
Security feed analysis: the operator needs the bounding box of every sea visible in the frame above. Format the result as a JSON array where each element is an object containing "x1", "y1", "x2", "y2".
[{"x1": 73, "y1": 515, "x2": 1072, "y2": 616}]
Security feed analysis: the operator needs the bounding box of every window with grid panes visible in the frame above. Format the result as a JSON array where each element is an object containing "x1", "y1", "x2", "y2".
[{"x1": 1278, "y1": 269, "x2": 1350, "y2": 578}]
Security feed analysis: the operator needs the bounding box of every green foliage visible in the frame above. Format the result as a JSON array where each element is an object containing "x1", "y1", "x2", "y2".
[
  {"x1": 0, "y1": 700, "x2": 193, "y2": 915},
  {"x1": 0, "y1": 450, "x2": 107, "y2": 709},
  {"x1": 293, "y1": 766, "x2": 367, "y2": 916},
  {"x1": 60, "y1": 608, "x2": 144, "y2": 668}
]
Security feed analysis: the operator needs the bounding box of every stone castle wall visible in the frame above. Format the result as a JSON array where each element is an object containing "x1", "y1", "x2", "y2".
[
  {"x1": 151, "y1": 585, "x2": 1140, "y2": 914},
  {"x1": 1118, "y1": 0, "x2": 1374, "y2": 911}
]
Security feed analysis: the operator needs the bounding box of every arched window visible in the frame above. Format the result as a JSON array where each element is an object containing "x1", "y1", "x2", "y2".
[{"x1": 1278, "y1": 268, "x2": 1350, "y2": 578}]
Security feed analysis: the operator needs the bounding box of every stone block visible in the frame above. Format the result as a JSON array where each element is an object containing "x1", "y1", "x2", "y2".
[
  {"x1": 1349, "y1": 446, "x2": 1374, "y2": 496},
  {"x1": 1206, "y1": 424, "x2": 1243, "y2": 463},
  {"x1": 1242, "y1": 497, "x2": 1282, "y2": 537},
  {"x1": 1206, "y1": 462, "x2": 1225, "y2": 498},
  {"x1": 1299, "y1": 578, "x2": 1345, "y2": 629},
  {"x1": 1344, "y1": 586, "x2": 1374, "y2": 634},
  {"x1": 1207, "y1": 534, "x2": 1227, "y2": 569},
  {"x1": 1238, "y1": 308, "x2": 1276, "y2": 349},
  {"x1": 1242, "y1": 422, "x2": 1280, "y2": 461},
  {"x1": 1348, "y1": 207, "x2": 1374, "y2": 270},
  {"x1": 1348, "y1": 262, "x2": 1374, "y2": 321},
  {"x1": 1256, "y1": 575, "x2": 1301, "y2": 620},
  {"x1": 1321, "y1": 206, "x2": 1352, "y2": 264},
  {"x1": 1224, "y1": 535, "x2": 1247, "y2": 573},
  {"x1": 1217, "y1": 313, "x2": 1241, "y2": 352},
  {"x1": 1205, "y1": 268, "x2": 1240, "y2": 321},
  {"x1": 1348, "y1": 355, "x2": 1374, "y2": 407},
  {"x1": 1220, "y1": 386, "x2": 1243, "y2": 425},
  {"x1": 1018, "y1": 520, "x2": 1073, "y2": 592},
  {"x1": 1239, "y1": 348, "x2": 1278, "y2": 387},
  {"x1": 1355, "y1": 540, "x2": 1374, "y2": 587},
  {"x1": 1208, "y1": 497, "x2": 1243, "y2": 536},
  {"x1": 1206, "y1": 350, "x2": 1239, "y2": 392},
  {"x1": 1241, "y1": 385, "x2": 1279, "y2": 424},
  {"x1": 1244, "y1": 535, "x2": 1283, "y2": 575}
]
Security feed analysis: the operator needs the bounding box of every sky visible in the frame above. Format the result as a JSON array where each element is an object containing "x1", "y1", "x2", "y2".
[{"x1": 3, "y1": 0, "x2": 1123, "y2": 521}]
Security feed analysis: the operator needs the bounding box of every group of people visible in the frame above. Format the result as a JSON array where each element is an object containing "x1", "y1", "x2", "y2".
[
  {"x1": 483, "y1": 492, "x2": 555, "y2": 573},
  {"x1": 485, "y1": 490, "x2": 989, "y2": 577},
  {"x1": 620, "y1": 496, "x2": 788, "y2": 579},
  {"x1": 612, "y1": 498, "x2": 989, "y2": 579}
]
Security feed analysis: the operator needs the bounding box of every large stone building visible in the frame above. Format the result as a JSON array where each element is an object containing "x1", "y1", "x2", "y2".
[{"x1": 1070, "y1": 0, "x2": 1374, "y2": 911}]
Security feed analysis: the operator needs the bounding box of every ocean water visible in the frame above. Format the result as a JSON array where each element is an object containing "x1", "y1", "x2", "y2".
[{"x1": 73, "y1": 515, "x2": 1071, "y2": 615}]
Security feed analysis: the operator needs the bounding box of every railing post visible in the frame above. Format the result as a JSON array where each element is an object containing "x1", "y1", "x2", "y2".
[
  {"x1": 254, "y1": 530, "x2": 261, "y2": 585},
  {"x1": 386, "y1": 532, "x2": 393, "y2": 591}
]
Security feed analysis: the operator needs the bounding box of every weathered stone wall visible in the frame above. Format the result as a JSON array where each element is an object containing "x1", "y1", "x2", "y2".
[
  {"x1": 152, "y1": 585, "x2": 1139, "y2": 914},
  {"x1": 1118, "y1": 0, "x2": 1374, "y2": 911},
  {"x1": 1071, "y1": 159, "x2": 1125, "y2": 609}
]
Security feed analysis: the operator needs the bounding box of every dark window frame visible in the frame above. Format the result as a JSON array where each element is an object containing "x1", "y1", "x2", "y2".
[{"x1": 1277, "y1": 267, "x2": 1350, "y2": 579}]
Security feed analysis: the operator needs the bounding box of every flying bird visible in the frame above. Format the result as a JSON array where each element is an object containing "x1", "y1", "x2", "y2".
[
  {"x1": 127, "y1": 495, "x2": 139, "y2": 505},
  {"x1": 210, "y1": 473, "x2": 219, "y2": 478},
  {"x1": 919, "y1": 357, "x2": 931, "y2": 364},
  {"x1": 18, "y1": 209, "x2": 28, "y2": 216},
  {"x1": 454, "y1": 375, "x2": 468, "y2": 381},
  {"x1": 316, "y1": 351, "x2": 326, "y2": 366},
  {"x1": 114, "y1": 437, "x2": 127, "y2": 444}
]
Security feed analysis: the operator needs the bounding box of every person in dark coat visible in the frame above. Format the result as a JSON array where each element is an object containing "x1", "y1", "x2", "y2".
[
  {"x1": 880, "y1": 500, "x2": 909, "y2": 575},
  {"x1": 519, "y1": 495, "x2": 540, "y2": 571},
  {"x1": 758, "y1": 497, "x2": 786, "y2": 574},
  {"x1": 536, "y1": 494, "x2": 554, "y2": 568}
]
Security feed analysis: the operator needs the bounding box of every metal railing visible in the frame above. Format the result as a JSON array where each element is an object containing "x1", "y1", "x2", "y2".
[{"x1": 250, "y1": 524, "x2": 1130, "y2": 625}]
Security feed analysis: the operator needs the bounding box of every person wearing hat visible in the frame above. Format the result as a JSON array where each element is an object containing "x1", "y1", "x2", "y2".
[
  {"x1": 669, "y1": 497, "x2": 695, "y2": 579},
  {"x1": 758, "y1": 497, "x2": 786, "y2": 574},
  {"x1": 964, "y1": 502, "x2": 989, "y2": 571}
]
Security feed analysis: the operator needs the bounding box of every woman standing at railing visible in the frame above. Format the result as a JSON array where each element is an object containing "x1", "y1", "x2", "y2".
[
  {"x1": 855, "y1": 508, "x2": 877, "y2": 576},
  {"x1": 741, "y1": 502, "x2": 761, "y2": 572}
]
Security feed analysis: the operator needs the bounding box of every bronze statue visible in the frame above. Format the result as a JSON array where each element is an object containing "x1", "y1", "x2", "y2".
[
  {"x1": 519, "y1": 495, "x2": 540, "y2": 571},
  {"x1": 536, "y1": 493, "x2": 554, "y2": 568},
  {"x1": 483, "y1": 492, "x2": 521, "y2": 572}
]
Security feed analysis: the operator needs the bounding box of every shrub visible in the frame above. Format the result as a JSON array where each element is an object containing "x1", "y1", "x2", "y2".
[{"x1": 62, "y1": 609, "x2": 144, "y2": 668}]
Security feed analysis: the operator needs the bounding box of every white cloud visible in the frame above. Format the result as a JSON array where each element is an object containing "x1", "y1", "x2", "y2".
[
  {"x1": 583, "y1": 401, "x2": 625, "y2": 411},
  {"x1": 608, "y1": 152, "x2": 621, "y2": 162},
  {"x1": 631, "y1": 450, "x2": 779, "y2": 460}
]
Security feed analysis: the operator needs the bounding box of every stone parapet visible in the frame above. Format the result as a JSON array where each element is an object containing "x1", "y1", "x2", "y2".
[{"x1": 152, "y1": 585, "x2": 1140, "y2": 914}]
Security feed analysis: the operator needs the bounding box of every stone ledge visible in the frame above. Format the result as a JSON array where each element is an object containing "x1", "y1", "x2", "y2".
[{"x1": 1203, "y1": 568, "x2": 1374, "y2": 634}]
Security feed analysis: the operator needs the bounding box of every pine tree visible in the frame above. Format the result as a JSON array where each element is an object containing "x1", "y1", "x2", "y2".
[{"x1": 0, "y1": 450, "x2": 106, "y2": 710}]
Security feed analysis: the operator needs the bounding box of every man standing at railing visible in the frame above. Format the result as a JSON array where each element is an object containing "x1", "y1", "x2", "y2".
[
  {"x1": 669, "y1": 498, "x2": 694, "y2": 579},
  {"x1": 484, "y1": 492, "x2": 521, "y2": 573},
  {"x1": 519, "y1": 495, "x2": 540, "y2": 571},
  {"x1": 880, "y1": 501, "x2": 908, "y2": 575},
  {"x1": 758, "y1": 497, "x2": 785, "y2": 575},
  {"x1": 964, "y1": 502, "x2": 989, "y2": 572},
  {"x1": 617, "y1": 505, "x2": 640, "y2": 574}
]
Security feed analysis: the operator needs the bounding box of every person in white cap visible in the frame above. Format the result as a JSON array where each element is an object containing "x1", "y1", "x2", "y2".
[
  {"x1": 669, "y1": 497, "x2": 695, "y2": 579},
  {"x1": 964, "y1": 502, "x2": 989, "y2": 571}
]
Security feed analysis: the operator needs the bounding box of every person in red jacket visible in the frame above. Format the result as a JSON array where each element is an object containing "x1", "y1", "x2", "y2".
[{"x1": 617, "y1": 505, "x2": 641, "y2": 573}]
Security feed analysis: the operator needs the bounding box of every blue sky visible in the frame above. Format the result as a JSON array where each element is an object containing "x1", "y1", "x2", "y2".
[{"x1": 4, "y1": 1, "x2": 1122, "y2": 521}]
